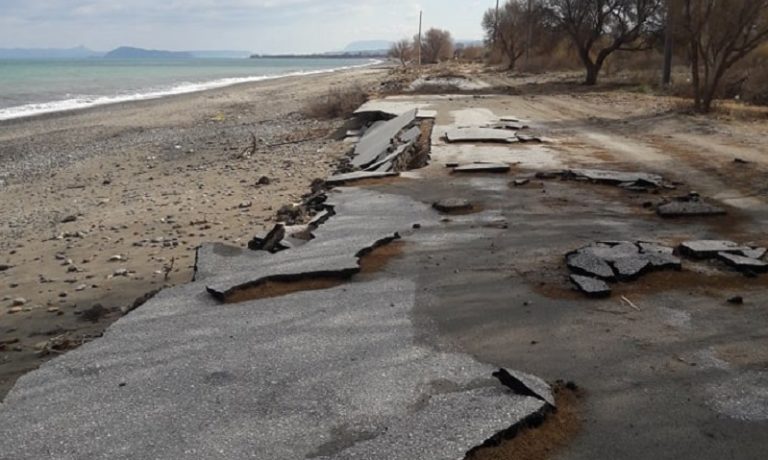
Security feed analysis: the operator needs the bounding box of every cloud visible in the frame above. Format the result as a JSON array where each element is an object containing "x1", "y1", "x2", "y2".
[{"x1": 0, "y1": 0, "x2": 486, "y2": 52}]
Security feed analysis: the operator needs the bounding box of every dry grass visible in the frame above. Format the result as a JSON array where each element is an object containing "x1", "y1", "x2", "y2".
[
  {"x1": 467, "y1": 382, "x2": 583, "y2": 460},
  {"x1": 304, "y1": 85, "x2": 368, "y2": 119}
]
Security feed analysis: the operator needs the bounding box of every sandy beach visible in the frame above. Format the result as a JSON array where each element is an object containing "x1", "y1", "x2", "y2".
[{"x1": 0, "y1": 65, "x2": 390, "y2": 398}]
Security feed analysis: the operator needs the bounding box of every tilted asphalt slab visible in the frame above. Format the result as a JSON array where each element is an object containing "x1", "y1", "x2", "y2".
[{"x1": 202, "y1": 188, "x2": 430, "y2": 299}]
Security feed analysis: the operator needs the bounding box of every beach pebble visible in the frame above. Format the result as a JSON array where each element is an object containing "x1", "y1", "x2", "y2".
[
  {"x1": 109, "y1": 255, "x2": 125, "y2": 262},
  {"x1": 12, "y1": 298, "x2": 27, "y2": 307},
  {"x1": 8, "y1": 306, "x2": 23, "y2": 314},
  {"x1": 114, "y1": 268, "x2": 129, "y2": 277},
  {"x1": 47, "y1": 307, "x2": 60, "y2": 313},
  {"x1": 75, "y1": 284, "x2": 88, "y2": 292}
]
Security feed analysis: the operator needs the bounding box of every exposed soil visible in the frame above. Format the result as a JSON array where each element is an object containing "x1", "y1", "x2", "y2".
[{"x1": 467, "y1": 383, "x2": 583, "y2": 460}]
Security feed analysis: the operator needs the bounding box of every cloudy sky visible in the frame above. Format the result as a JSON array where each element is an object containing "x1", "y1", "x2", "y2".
[{"x1": 0, "y1": 0, "x2": 490, "y2": 53}]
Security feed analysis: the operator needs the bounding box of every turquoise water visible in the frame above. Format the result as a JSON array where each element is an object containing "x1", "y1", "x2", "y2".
[{"x1": 0, "y1": 58, "x2": 375, "y2": 120}]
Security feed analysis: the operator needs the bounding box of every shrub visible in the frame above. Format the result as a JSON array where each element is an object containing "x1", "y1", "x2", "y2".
[{"x1": 304, "y1": 85, "x2": 368, "y2": 119}]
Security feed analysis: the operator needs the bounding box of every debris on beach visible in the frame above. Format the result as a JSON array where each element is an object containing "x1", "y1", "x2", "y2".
[
  {"x1": 657, "y1": 193, "x2": 726, "y2": 217},
  {"x1": 566, "y1": 241, "x2": 681, "y2": 297},
  {"x1": 452, "y1": 162, "x2": 512, "y2": 174},
  {"x1": 679, "y1": 240, "x2": 768, "y2": 274},
  {"x1": 433, "y1": 198, "x2": 474, "y2": 213}
]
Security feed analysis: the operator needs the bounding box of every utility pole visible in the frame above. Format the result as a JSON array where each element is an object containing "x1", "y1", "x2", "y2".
[
  {"x1": 662, "y1": 2, "x2": 673, "y2": 85},
  {"x1": 418, "y1": 10, "x2": 423, "y2": 68}
]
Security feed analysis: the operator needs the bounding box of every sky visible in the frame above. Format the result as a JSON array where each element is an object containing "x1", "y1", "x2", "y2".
[{"x1": 0, "y1": 0, "x2": 490, "y2": 53}]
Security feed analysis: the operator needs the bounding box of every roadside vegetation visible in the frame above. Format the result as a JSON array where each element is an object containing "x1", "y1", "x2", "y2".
[
  {"x1": 304, "y1": 85, "x2": 368, "y2": 119},
  {"x1": 388, "y1": 0, "x2": 768, "y2": 114}
]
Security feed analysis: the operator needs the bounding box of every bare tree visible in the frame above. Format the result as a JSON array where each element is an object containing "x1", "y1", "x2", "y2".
[
  {"x1": 547, "y1": 0, "x2": 664, "y2": 84},
  {"x1": 416, "y1": 28, "x2": 455, "y2": 64},
  {"x1": 483, "y1": 0, "x2": 552, "y2": 70},
  {"x1": 682, "y1": 0, "x2": 768, "y2": 112},
  {"x1": 389, "y1": 39, "x2": 412, "y2": 66}
]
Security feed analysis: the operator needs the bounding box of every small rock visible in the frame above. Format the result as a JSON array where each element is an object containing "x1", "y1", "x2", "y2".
[
  {"x1": 109, "y1": 255, "x2": 125, "y2": 262},
  {"x1": 257, "y1": 176, "x2": 271, "y2": 185},
  {"x1": 60, "y1": 215, "x2": 78, "y2": 223},
  {"x1": 8, "y1": 306, "x2": 23, "y2": 314},
  {"x1": 238, "y1": 201, "x2": 253, "y2": 209},
  {"x1": 432, "y1": 198, "x2": 473, "y2": 213},
  {"x1": 75, "y1": 284, "x2": 87, "y2": 292},
  {"x1": 114, "y1": 268, "x2": 129, "y2": 277},
  {"x1": 0, "y1": 264, "x2": 11, "y2": 272},
  {"x1": 727, "y1": 296, "x2": 744, "y2": 305},
  {"x1": 11, "y1": 298, "x2": 26, "y2": 307},
  {"x1": 47, "y1": 307, "x2": 60, "y2": 313},
  {"x1": 512, "y1": 178, "x2": 530, "y2": 187}
]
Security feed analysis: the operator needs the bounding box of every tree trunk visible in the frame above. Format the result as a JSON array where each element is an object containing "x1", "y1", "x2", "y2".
[
  {"x1": 580, "y1": 46, "x2": 608, "y2": 86},
  {"x1": 690, "y1": 42, "x2": 702, "y2": 111}
]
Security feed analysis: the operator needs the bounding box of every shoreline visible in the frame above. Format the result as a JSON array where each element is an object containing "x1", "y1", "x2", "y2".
[
  {"x1": 0, "y1": 65, "x2": 391, "y2": 398},
  {"x1": 0, "y1": 59, "x2": 388, "y2": 125}
]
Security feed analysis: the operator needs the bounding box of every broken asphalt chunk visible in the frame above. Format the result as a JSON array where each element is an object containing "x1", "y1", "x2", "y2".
[
  {"x1": 679, "y1": 240, "x2": 744, "y2": 259},
  {"x1": 493, "y1": 368, "x2": 556, "y2": 407},
  {"x1": 566, "y1": 251, "x2": 616, "y2": 281},
  {"x1": 717, "y1": 252, "x2": 768, "y2": 274},
  {"x1": 567, "y1": 241, "x2": 680, "y2": 298},
  {"x1": 352, "y1": 109, "x2": 417, "y2": 169},
  {"x1": 657, "y1": 199, "x2": 726, "y2": 218},
  {"x1": 570, "y1": 275, "x2": 612, "y2": 298},
  {"x1": 247, "y1": 224, "x2": 287, "y2": 253},
  {"x1": 445, "y1": 128, "x2": 518, "y2": 144},
  {"x1": 612, "y1": 257, "x2": 651, "y2": 281},
  {"x1": 452, "y1": 163, "x2": 511, "y2": 174},
  {"x1": 326, "y1": 171, "x2": 398, "y2": 185},
  {"x1": 566, "y1": 169, "x2": 663, "y2": 188}
]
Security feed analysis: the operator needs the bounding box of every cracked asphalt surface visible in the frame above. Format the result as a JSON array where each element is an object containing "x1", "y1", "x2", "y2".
[{"x1": 3, "y1": 89, "x2": 768, "y2": 459}]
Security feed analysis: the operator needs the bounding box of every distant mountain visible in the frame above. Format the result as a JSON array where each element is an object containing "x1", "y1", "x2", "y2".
[
  {"x1": 104, "y1": 47, "x2": 193, "y2": 59},
  {"x1": 0, "y1": 46, "x2": 103, "y2": 59},
  {"x1": 343, "y1": 40, "x2": 393, "y2": 53}
]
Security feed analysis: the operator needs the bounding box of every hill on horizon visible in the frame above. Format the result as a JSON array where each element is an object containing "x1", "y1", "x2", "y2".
[
  {"x1": 343, "y1": 40, "x2": 393, "y2": 53},
  {"x1": 104, "y1": 47, "x2": 194, "y2": 59},
  {"x1": 0, "y1": 46, "x2": 102, "y2": 59}
]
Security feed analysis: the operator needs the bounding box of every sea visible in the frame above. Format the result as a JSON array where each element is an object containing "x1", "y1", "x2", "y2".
[{"x1": 0, "y1": 57, "x2": 376, "y2": 121}]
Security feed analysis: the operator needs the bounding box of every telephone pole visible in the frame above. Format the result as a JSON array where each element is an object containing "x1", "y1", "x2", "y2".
[{"x1": 418, "y1": 10, "x2": 423, "y2": 67}]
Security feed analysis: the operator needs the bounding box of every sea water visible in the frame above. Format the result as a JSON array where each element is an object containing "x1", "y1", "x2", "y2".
[{"x1": 0, "y1": 57, "x2": 375, "y2": 121}]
